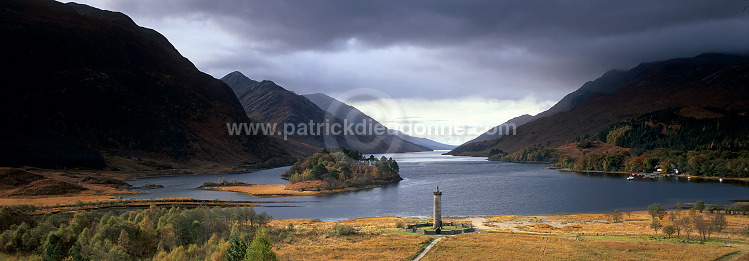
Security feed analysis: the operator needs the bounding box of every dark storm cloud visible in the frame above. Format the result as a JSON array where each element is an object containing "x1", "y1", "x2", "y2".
[
  {"x1": 107, "y1": 0, "x2": 748, "y2": 52},
  {"x1": 89, "y1": 0, "x2": 749, "y2": 101}
]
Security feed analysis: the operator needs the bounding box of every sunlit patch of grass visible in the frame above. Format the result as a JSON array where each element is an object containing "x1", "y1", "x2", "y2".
[
  {"x1": 260, "y1": 212, "x2": 749, "y2": 260},
  {"x1": 421, "y1": 233, "x2": 737, "y2": 261},
  {"x1": 267, "y1": 216, "x2": 432, "y2": 260},
  {"x1": 274, "y1": 233, "x2": 430, "y2": 260}
]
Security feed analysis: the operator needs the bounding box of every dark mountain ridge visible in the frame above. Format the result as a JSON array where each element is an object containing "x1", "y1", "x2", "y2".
[
  {"x1": 0, "y1": 0, "x2": 288, "y2": 170},
  {"x1": 449, "y1": 53, "x2": 749, "y2": 156},
  {"x1": 222, "y1": 71, "x2": 431, "y2": 154}
]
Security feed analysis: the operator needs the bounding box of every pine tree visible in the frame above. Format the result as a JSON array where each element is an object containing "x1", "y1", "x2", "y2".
[
  {"x1": 226, "y1": 236, "x2": 247, "y2": 261},
  {"x1": 42, "y1": 234, "x2": 64, "y2": 261},
  {"x1": 244, "y1": 228, "x2": 277, "y2": 261},
  {"x1": 67, "y1": 242, "x2": 90, "y2": 261}
]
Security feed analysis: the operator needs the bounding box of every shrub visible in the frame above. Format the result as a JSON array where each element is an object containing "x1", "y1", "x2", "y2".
[
  {"x1": 332, "y1": 224, "x2": 356, "y2": 236},
  {"x1": 693, "y1": 200, "x2": 705, "y2": 212}
]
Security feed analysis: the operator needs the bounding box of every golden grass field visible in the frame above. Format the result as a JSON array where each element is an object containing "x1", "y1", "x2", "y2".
[
  {"x1": 263, "y1": 212, "x2": 749, "y2": 261},
  {"x1": 209, "y1": 183, "x2": 381, "y2": 197},
  {"x1": 211, "y1": 184, "x2": 323, "y2": 197},
  {"x1": 267, "y1": 217, "x2": 432, "y2": 260},
  {"x1": 420, "y1": 233, "x2": 736, "y2": 261}
]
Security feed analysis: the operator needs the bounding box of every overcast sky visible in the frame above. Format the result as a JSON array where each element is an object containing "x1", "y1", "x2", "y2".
[{"x1": 72, "y1": 0, "x2": 749, "y2": 145}]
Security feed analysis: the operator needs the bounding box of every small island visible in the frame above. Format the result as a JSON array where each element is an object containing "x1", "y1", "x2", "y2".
[
  {"x1": 204, "y1": 148, "x2": 403, "y2": 197},
  {"x1": 283, "y1": 147, "x2": 402, "y2": 190}
]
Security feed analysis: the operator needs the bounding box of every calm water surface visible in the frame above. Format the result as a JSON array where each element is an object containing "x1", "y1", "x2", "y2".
[{"x1": 122, "y1": 151, "x2": 749, "y2": 221}]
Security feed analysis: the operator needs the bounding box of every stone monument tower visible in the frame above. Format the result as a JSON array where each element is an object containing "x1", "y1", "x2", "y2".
[{"x1": 433, "y1": 185, "x2": 442, "y2": 229}]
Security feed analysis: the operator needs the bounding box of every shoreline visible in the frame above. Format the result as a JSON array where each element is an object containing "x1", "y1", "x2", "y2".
[
  {"x1": 550, "y1": 166, "x2": 749, "y2": 182},
  {"x1": 548, "y1": 167, "x2": 629, "y2": 174},
  {"x1": 202, "y1": 183, "x2": 381, "y2": 197},
  {"x1": 12, "y1": 164, "x2": 292, "y2": 182}
]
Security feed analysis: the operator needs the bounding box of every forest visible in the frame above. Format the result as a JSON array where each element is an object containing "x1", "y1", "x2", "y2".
[
  {"x1": 282, "y1": 148, "x2": 401, "y2": 190},
  {"x1": 0, "y1": 206, "x2": 279, "y2": 260}
]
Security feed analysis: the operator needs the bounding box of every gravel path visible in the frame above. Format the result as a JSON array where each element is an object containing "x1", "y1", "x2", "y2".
[{"x1": 413, "y1": 237, "x2": 443, "y2": 261}]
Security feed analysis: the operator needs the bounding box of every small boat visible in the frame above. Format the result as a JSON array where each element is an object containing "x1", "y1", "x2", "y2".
[
  {"x1": 719, "y1": 178, "x2": 723, "y2": 182},
  {"x1": 626, "y1": 176, "x2": 635, "y2": 180}
]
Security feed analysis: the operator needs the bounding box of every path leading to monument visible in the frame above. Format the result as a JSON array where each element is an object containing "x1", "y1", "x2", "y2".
[{"x1": 412, "y1": 237, "x2": 443, "y2": 261}]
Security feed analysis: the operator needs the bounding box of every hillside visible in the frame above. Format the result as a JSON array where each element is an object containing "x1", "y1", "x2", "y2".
[
  {"x1": 450, "y1": 57, "x2": 671, "y2": 151},
  {"x1": 222, "y1": 72, "x2": 430, "y2": 154},
  {"x1": 0, "y1": 0, "x2": 290, "y2": 171},
  {"x1": 446, "y1": 114, "x2": 534, "y2": 155},
  {"x1": 450, "y1": 53, "x2": 749, "y2": 157},
  {"x1": 304, "y1": 93, "x2": 455, "y2": 150}
]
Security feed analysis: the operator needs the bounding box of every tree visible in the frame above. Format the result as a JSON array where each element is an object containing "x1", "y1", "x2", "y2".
[
  {"x1": 190, "y1": 220, "x2": 202, "y2": 244},
  {"x1": 660, "y1": 159, "x2": 674, "y2": 174},
  {"x1": 67, "y1": 242, "x2": 89, "y2": 261},
  {"x1": 311, "y1": 164, "x2": 327, "y2": 179},
  {"x1": 117, "y1": 229, "x2": 131, "y2": 253},
  {"x1": 669, "y1": 211, "x2": 683, "y2": 238},
  {"x1": 42, "y1": 233, "x2": 64, "y2": 261},
  {"x1": 693, "y1": 200, "x2": 705, "y2": 212},
  {"x1": 680, "y1": 216, "x2": 693, "y2": 239},
  {"x1": 648, "y1": 203, "x2": 666, "y2": 220},
  {"x1": 226, "y1": 236, "x2": 248, "y2": 261},
  {"x1": 244, "y1": 228, "x2": 277, "y2": 261},
  {"x1": 693, "y1": 214, "x2": 711, "y2": 240},
  {"x1": 605, "y1": 210, "x2": 623, "y2": 223},
  {"x1": 712, "y1": 213, "x2": 727, "y2": 233},
  {"x1": 650, "y1": 219, "x2": 663, "y2": 235},
  {"x1": 663, "y1": 225, "x2": 676, "y2": 238},
  {"x1": 157, "y1": 224, "x2": 178, "y2": 252}
]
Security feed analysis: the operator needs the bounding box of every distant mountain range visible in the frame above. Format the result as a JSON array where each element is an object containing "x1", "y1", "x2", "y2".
[
  {"x1": 303, "y1": 93, "x2": 456, "y2": 150},
  {"x1": 449, "y1": 53, "x2": 749, "y2": 156},
  {"x1": 222, "y1": 72, "x2": 446, "y2": 153},
  {"x1": 0, "y1": 0, "x2": 290, "y2": 170}
]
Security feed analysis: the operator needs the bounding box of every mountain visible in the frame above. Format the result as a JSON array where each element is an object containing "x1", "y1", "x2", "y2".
[
  {"x1": 464, "y1": 114, "x2": 535, "y2": 144},
  {"x1": 449, "y1": 53, "x2": 749, "y2": 156},
  {"x1": 222, "y1": 72, "x2": 431, "y2": 154},
  {"x1": 303, "y1": 93, "x2": 455, "y2": 150},
  {"x1": 392, "y1": 131, "x2": 456, "y2": 150},
  {"x1": 0, "y1": 0, "x2": 289, "y2": 171},
  {"x1": 450, "y1": 63, "x2": 651, "y2": 151},
  {"x1": 446, "y1": 114, "x2": 534, "y2": 156}
]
